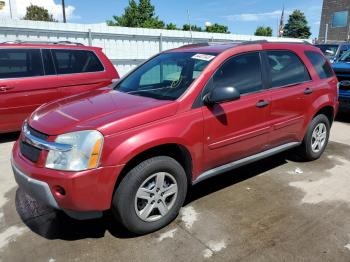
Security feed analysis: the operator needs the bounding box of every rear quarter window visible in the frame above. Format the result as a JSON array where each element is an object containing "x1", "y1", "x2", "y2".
[
  {"x1": 305, "y1": 51, "x2": 334, "y2": 79},
  {"x1": 51, "y1": 49, "x2": 104, "y2": 75}
]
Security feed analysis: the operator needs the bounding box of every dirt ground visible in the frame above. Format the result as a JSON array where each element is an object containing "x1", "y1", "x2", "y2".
[{"x1": 0, "y1": 114, "x2": 350, "y2": 262}]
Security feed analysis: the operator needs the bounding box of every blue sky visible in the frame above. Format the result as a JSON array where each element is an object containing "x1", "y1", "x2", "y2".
[
  {"x1": 68, "y1": 0, "x2": 323, "y2": 37},
  {"x1": 1, "y1": 0, "x2": 323, "y2": 38}
]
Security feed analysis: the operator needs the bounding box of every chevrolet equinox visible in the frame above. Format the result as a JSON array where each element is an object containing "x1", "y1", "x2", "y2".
[{"x1": 12, "y1": 41, "x2": 339, "y2": 234}]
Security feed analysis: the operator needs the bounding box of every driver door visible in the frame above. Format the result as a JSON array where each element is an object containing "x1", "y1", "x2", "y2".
[{"x1": 201, "y1": 52, "x2": 271, "y2": 171}]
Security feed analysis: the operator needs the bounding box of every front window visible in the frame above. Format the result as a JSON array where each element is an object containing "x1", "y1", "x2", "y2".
[
  {"x1": 338, "y1": 49, "x2": 350, "y2": 62},
  {"x1": 116, "y1": 52, "x2": 216, "y2": 101}
]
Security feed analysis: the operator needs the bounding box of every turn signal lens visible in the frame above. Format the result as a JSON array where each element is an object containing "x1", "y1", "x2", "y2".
[{"x1": 88, "y1": 138, "x2": 103, "y2": 169}]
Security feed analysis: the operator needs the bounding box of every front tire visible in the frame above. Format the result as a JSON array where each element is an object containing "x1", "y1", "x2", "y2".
[
  {"x1": 112, "y1": 156, "x2": 188, "y2": 235},
  {"x1": 298, "y1": 114, "x2": 330, "y2": 161}
]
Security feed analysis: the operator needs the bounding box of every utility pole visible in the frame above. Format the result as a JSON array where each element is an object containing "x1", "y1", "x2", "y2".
[
  {"x1": 9, "y1": 0, "x2": 13, "y2": 19},
  {"x1": 62, "y1": 0, "x2": 66, "y2": 23},
  {"x1": 187, "y1": 9, "x2": 193, "y2": 43}
]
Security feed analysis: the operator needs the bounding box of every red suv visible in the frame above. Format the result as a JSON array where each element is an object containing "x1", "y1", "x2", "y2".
[
  {"x1": 0, "y1": 41, "x2": 119, "y2": 133},
  {"x1": 12, "y1": 41, "x2": 338, "y2": 234}
]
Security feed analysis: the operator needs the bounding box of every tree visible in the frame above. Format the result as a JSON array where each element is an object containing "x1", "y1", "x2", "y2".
[
  {"x1": 23, "y1": 4, "x2": 56, "y2": 22},
  {"x1": 166, "y1": 23, "x2": 178, "y2": 30},
  {"x1": 107, "y1": 0, "x2": 165, "y2": 29},
  {"x1": 254, "y1": 26, "x2": 273, "y2": 36},
  {"x1": 182, "y1": 24, "x2": 202, "y2": 32},
  {"x1": 283, "y1": 10, "x2": 311, "y2": 39},
  {"x1": 205, "y1": 23, "x2": 229, "y2": 34}
]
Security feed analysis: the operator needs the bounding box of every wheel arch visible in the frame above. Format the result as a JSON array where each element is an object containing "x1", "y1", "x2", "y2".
[
  {"x1": 112, "y1": 143, "x2": 193, "y2": 203},
  {"x1": 313, "y1": 105, "x2": 335, "y2": 126}
]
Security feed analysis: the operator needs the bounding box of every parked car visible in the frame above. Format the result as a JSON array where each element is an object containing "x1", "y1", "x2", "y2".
[
  {"x1": 0, "y1": 41, "x2": 119, "y2": 134},
  {"x1": 12, "y1": 41, "x2": 338, "y2": 234},
  {"x1": 315, "y1": 43, "x2": 350, "y2": 63},
  {"x1": 332, "y1": 49, "x2": 350, "y2": 111}
]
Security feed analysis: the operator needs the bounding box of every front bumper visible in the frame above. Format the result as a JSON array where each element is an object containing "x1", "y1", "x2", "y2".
[
  {"x1": 12, "y1": 160, "x2": 59, "y2": 209},
  {"x1": 12, "y1": 140, "x2": 124, "y2": 217}
]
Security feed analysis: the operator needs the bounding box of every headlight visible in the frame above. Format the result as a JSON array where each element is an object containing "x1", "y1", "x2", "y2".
[{"x1": 45, "y1": 130, "x2": 104, "y2": 171}]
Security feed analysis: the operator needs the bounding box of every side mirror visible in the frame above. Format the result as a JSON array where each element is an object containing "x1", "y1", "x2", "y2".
[
  {"x1": 203, "y1": 86, "x2": 240, "y2": 105},
  {"x1": 325, "y1": 50, "x2": 335, "y2": 56}
]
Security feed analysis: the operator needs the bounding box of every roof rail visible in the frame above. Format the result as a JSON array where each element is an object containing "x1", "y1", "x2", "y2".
[
  {"x1": 180, "y1": 41, "x2": 242, "y2": 48},
  {"x1": 239, "y1": 40, "x2": 268, "y2": 45},
  {"x1": 179, "y1": 39, "x2": 311, "y2": 49},
  {"x1": 1, "y1": 40, "x2": 84, "y2": 46}
]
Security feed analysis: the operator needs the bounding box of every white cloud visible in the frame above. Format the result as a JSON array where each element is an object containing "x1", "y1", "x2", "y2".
[
  {"x1": 0, "y1": 0, "x2": 78, "y2": 21},
  {"x1": 225, "y1": 9, "x2": 292, "y2": 22}
]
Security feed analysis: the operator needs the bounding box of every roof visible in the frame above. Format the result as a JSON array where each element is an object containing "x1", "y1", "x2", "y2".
[
  {"x1": 168, "y1": 40, "x2": 313, "y2": 54},
  {"x1": 0, "y1": 40, "x2": 101, "y2": 50}
]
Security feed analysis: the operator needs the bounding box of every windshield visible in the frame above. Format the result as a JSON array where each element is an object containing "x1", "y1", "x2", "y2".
[
  {"x1": 115, "y1": 52, "x2": 216, "y2": 101},
  {"x1": 316, "y1": 44, "x2": 339, "y2": 59},
  {"x1": 339, "y1": 49, "x2": 350, "y2": 62}
]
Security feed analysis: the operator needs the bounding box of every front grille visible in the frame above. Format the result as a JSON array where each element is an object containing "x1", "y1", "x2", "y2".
[
  {"x1": 20, "y1": 141, "x2": 42, "y2": 162},
  {"x1": 27, "y1": 126, "x2": 48, "y2": 140},
  {"x1": 20, "y1": 125, "x2": 49, "y2": 163}
]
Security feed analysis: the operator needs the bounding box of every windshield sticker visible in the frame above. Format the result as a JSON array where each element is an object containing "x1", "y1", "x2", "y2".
[{"x1": 191, "y1": 54, "x2": 216, "y2": 61}]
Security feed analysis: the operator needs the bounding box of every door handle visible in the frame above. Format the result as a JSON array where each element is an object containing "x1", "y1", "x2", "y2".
[
  {"x1": 256, "y1": 100, "x2": 270, "y2": 108},
  {"x1": 0, "y1": 86, "x2": 15, "y2": 92},
  {"x1": 304, "y1": 88, "x2": 313, "y2": 95}
]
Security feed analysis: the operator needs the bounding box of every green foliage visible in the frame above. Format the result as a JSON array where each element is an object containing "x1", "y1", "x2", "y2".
[
  {"x1": 254, "y1": 26, "x2": 273, "y2": 36},
  {"x1": 107, "y1": 0, "x2": 164, "y2": 29},
  {"x1": 107, "y1": 0, "x2": 231, "y2": 33},
  {"x1": 205, "y1": 23, "x2": 230, "y2": 34},
  {"x1": 182, "y1": 24, "x2": 202, "y2": 32},
  {"x1": 283, "y1": 10, "x2": 311, "y2": 39},
  {"x1": 166, "y1": 23, "x2": 178, "y2": 30},
  {"x1": 23, "y1": 4, "x2": 56, "y2": 22}
]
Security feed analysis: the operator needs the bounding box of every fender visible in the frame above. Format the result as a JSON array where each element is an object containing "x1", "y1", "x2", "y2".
[{"x1": 102, "y1": 109, "x2": 205, "y2": 178}]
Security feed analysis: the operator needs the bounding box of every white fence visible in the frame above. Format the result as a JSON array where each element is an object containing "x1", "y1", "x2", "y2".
[{"x1": 0, "y1": 19, "x2": 308, "y2": 76}]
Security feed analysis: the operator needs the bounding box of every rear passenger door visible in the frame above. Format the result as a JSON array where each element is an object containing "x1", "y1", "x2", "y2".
[
  {"x1": 263, "y1": 50, "x2": 312, "y2": 148},
  {"x1": 51, "y1": 49, "x2": 112, "y2": 97},
  {"x1": 0, "y1": 48, "x2": 59, "y2": 132}
]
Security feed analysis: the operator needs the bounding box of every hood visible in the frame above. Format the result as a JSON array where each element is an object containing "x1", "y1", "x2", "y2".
[
  {"x1": 29, "y1": 88, "x2": 178, "y2": 136},
  {"x1": 332, "y1": 62, "x2": 350, "y2": 73}
]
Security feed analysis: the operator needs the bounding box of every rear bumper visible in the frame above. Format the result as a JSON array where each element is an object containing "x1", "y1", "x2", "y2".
[
  {"x1": 339, "y1": 95, "x2": 350, "y2": 110},
  {"x1": 12, "y1": 140, "x2": 124, "y2": 215}
]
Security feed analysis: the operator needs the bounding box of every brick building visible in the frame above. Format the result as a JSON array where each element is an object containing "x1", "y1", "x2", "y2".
[{"x1": 319, "y1": 0, "x2": 350, "y2": 42}]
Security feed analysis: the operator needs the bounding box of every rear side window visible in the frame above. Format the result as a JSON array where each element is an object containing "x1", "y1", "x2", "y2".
[
  {"x1": 51, "y1": 49, "x2": 104, "y2": 75},
  {"x1": 266, "y1": 51, "x2": 311, "y2": 88},
  {"x1": 213, "y1": 52, "x2": 263, "y2": 95},
  {"x1": 305, "y1": 51, "x2": 334, "y2": 79},
  {"x1": 0, "y1": 49, "x2": 43, "y2": 79}
]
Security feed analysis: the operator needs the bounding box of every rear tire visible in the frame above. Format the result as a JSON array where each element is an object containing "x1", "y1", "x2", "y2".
[
  {"x1": 112, "y1": 156, "x2": 187, "y2": 235},
  {"x1": 297, "y1": 114, "x2": 330, "y2": 161}
]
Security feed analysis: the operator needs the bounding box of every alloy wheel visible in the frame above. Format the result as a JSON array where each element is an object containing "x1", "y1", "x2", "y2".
[
  {"x1": 134, "y1": 172, "x2": 178, "y2": 222},
  {"x1": 311, "y1": 123, "x2": 327, "y2": 153}
]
